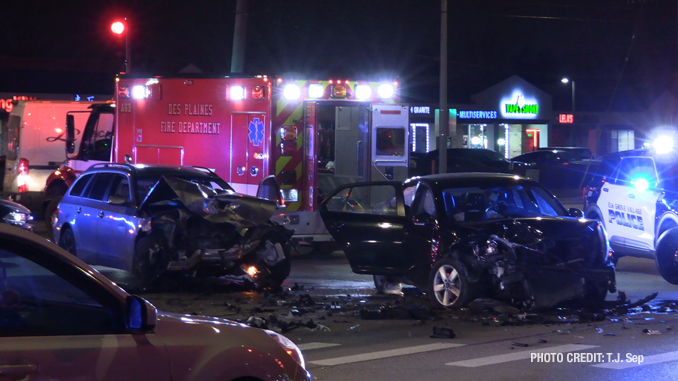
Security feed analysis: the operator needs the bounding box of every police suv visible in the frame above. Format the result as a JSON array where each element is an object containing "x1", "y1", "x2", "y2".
[{"x1": 584, "y1": 142, "x2": 678, "y2": 284}]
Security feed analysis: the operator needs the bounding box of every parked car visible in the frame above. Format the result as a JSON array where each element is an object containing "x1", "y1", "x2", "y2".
[
  {"x1": 0, "y1": 198, "x2": 33, "y2": 231},
  {"x1": 0, "y1": 224, "x2": 311, "y2": 381},
  {"x1": 409, "y1": 148, "x2": 529, "y2": 177},
  {"x1": 581, "y1": 151, "x2": 630, "y2": 208},
  {"x1": 52, "y1": 163, "x2": 292, "y2": 291},
  {"x1": 320, "y1": 173, "x2": 615, "y2": 309},
  {"x1": 583, "y1": 146, "x2": 678, "y2": 282},
  {"x1": 537, "y1": 146, "x2": 594, "y2": 161},
  {"x1": 512, "y1": 149, "x2": 596, "y2": 189}
]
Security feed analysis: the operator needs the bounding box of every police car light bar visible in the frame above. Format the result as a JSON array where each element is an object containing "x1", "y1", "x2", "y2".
[{"x1": 653, "y1": 135, "x2": 674, "y2": 155}]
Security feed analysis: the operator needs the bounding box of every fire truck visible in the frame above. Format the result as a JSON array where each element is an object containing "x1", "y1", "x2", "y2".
[{"x1": 44, "y1": 75, "x2": 410, "y2": 248}]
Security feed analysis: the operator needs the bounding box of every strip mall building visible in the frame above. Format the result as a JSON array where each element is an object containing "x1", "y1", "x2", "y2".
[{"x1": 409, "y1": 75, "x2": 677, "y2": 158}]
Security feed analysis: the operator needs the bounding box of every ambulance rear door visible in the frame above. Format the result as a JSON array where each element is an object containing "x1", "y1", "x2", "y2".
[
  {"x1": 231, "y1": 112, "x2": 267, "y2": 195},
  {"x1": 370, "y1": 104, "x2": 409, "y2": 182}
]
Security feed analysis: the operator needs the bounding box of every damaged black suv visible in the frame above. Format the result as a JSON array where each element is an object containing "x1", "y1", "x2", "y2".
[
  {"x1": 52, "y1": 163, "x2": 293, "y2": 291},
  {"x1": 320, "y1": 173, "x2": 616, "y2": 309}
]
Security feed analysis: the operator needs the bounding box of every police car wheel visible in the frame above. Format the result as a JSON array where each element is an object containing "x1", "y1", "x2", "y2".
[{"x1": 655, "y1": 227, "x2": 678, "y2": 285}]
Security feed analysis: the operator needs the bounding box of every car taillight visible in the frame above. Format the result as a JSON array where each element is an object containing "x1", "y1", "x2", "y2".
[{"x1": 18, "y1": 158, "x2": 29, "y2": 193}]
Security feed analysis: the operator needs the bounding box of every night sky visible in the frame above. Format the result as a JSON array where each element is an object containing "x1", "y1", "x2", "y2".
[{"x1": 1, "y1": 0, "x2": 676, "y2": 111}]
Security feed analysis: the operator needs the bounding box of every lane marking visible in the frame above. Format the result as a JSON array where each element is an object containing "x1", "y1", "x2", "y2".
[
  {"x1": 309, "y1": 343, "x2": 465, "y2": 366},
  {"x1": 298, "y1": 342, "x2": 341, "y2": 351},
  {"x1": 592, "y1": 350, "x2": 678, "y2": 369},
  {"x1": 446, "y1": 344, "x2": 600, "y2": 367}
]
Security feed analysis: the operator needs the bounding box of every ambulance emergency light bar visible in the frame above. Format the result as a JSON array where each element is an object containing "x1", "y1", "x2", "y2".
[{"x1": 279, "y1": 79, "x2": 397, "y2": 101}]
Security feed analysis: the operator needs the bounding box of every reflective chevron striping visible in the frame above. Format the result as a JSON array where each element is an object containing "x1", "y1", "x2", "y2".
[
  {"x1": 446, "y1": 344, "x2": 600, "y2": 367},
  {"x1": 309, "y1": 343, "x2": 465, "y2": 366}
]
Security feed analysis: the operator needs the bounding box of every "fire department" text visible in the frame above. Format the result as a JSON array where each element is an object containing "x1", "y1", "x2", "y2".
[{"x1": 160, "y1": 121, "x2": 220, "y2": 134}]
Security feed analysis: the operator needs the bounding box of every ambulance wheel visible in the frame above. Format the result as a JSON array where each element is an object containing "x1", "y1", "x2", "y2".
[
  {"x1": 655, "y1": 227, "x2": 678, "y2": 285},
  {"x1": 428, "y1": 257, "x2": 472, "y2": 309}
]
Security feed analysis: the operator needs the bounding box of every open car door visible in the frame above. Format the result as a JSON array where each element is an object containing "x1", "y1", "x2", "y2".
[{"x1": 319, "y1": 181, "x2": 411, "y2": 275}]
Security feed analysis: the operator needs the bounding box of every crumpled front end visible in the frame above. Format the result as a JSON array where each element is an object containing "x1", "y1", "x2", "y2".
[
  {"x1": 135, "y1": 176, "x2": 294, "y2": 289},
  {"x1": 454, "y1": 218, "x2": 615, "y2": 309}
]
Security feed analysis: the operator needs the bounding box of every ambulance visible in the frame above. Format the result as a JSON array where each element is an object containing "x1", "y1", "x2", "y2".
[{"x1": 44, "y1": 75, "x2": 409, "y2": 249}]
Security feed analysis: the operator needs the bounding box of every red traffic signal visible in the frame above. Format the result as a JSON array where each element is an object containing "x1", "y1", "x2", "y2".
[{"x1": 111, "y1": 21, "x2": 125, "y2": 35}]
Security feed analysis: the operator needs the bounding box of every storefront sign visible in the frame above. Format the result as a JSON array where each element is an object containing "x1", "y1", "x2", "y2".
[
  {"x1": 0, "y1": 96, "x2": 37, "y2": 113},
  {"x1": 500, "y1": 91, "x2": 539, "y2": 119},
  {"x1": 458, "y1": 110, "x2": 497, "y2": 119},
  {"x1": 410, "y1": 106, "x2": 431, "y2": 114},
  {"x1": 559, "y1": 114, "x2": 574, "y2": 123}
]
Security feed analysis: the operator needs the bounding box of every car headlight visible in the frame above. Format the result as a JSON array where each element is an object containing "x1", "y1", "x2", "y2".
[
  {"x1": 265, "y1": 329, "x2": 305, "y2": 369},
  {"x1": 4, "y1": 211, "x2": 31, "y2": 225}
]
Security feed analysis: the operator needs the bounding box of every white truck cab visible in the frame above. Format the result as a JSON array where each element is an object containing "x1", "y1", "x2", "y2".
[{"x1": 2, "y1": 100, "x2": 95, "y2": 218}]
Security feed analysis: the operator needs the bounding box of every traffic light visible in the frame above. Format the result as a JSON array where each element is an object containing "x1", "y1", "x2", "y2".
[
  {"x1": 110, "y1": 19, "x2": 130, "y2": 73},
  {"x1": 111, "y1": 21, "x2": 125, "y2": 35}
]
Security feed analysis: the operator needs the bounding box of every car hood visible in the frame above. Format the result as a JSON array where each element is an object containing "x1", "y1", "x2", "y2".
[
  {"x1": 446, "y1": 217, "x2": 607, "y2": 266},
  {"x1": 138, "y1": 175, "x2": 277, "y2": 226},
  {"x1": 0, "y1": 199, "x2": 31, "y2": 214},
  {"x1": 152, "y1": 311, "x2": 306, "y2": 380}
]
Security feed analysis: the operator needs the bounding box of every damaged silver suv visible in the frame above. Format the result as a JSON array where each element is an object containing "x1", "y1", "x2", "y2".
[{"x1": 52, "y1": 163, "x2": 293, "y2": 291}]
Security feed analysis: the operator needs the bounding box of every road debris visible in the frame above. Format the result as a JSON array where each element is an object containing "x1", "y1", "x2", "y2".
[{"x1": 431, "y1": 326, "x2": 456, "y2": 339}]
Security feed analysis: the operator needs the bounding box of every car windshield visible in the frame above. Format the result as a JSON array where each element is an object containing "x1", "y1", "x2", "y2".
[
  {"x1": 135, "y1": 174, "x2": 234, "y2": 202},
  {"x1": 440, "y1": 183, "x2": 567, "y2": 223}
]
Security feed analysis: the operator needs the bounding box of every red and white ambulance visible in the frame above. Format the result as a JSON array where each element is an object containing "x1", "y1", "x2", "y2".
[{"x1": 44, "y1": 75, "x2": 410, "y2": 248}]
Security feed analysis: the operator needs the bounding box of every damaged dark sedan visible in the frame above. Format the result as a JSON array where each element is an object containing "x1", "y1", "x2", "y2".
[
  {"x1": 320, "y1": 173, "x2": 616, "y2": 309},
  {"x1": 52, "y1": 163, "x2": 293, "y2": 291}
]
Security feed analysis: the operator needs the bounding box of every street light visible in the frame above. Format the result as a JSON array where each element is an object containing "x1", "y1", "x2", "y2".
[
  {"x1": 561, "y1": 77, "x2": 575, "y2": 112},
  {"x1": 111, "y1": 19, "x2": 131, "y2": 73}
]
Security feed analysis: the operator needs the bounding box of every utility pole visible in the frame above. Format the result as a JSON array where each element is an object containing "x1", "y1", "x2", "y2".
[
  {"x1": 231, "y1": 0, "x2": 248, "y2": 73},
  {"x1": 438, "y1": 0, "x2": 448, "y2": 173}
]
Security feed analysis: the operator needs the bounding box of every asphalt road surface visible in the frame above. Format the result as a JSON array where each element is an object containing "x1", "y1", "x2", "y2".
[{"x1": 30, "y1": 187, "x2": 678, "y2": 380}]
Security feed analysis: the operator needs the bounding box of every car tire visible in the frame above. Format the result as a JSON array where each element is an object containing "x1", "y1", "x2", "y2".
[
  {"x1": 583, "y1": 278, "x2": 609, "y2": 309},
  {"x1": 44, "y1": 195, "x2": 63, "y2": 239},
  {"x1": 655, "y1": 227, "x2": 678, "y2": 285},
  {"x1": 131, "y1": 238, "x2": 158, "y2": 292},
  {"x1": 583, "y1": 204, "x2": 603, "y2": 222},
  {"x1": 58, "y1": 226, "x2": 77, "y2": 256},
  {"x1": 428, "y1": 257, "x2": 472, "y2": 308},
  {"x1": 373, "y1": 275, "x2": 389, "y2": 294}
]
